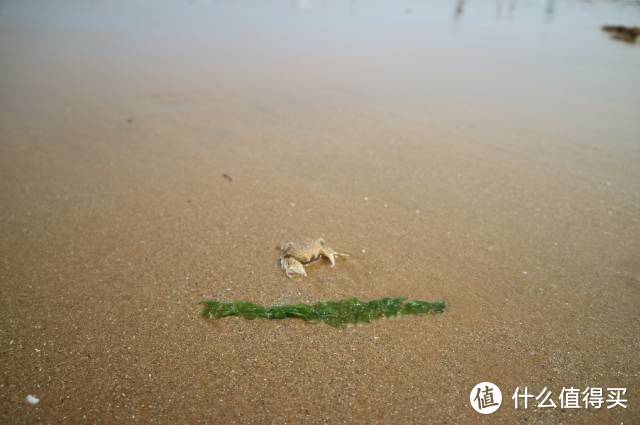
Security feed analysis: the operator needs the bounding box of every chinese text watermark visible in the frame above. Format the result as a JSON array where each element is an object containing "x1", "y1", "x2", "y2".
[{"x1": 470, "y1": 383, "x2": 628, "y2": 414}]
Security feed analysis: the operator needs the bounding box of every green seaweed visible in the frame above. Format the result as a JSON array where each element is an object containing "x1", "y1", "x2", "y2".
[{"x1": 200, "y1": 297, "x2": 445, "y2": 328}]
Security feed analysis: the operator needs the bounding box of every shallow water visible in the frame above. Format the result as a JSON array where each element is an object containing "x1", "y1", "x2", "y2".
[
  {"x1": 1, "y1": 1, "x2": 639, "y2": 424},
  {"x1": 2, "y1": 0, "x2": 640, "y2": 135}
]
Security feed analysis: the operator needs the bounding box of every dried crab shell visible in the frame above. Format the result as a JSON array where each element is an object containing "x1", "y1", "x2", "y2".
[{"x1": 278, "y1": 238, "x2": 348, "y2": 279}]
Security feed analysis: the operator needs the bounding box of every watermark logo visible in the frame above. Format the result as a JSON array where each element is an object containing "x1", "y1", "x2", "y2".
[
  {"x1": 470, "y1": 382, "x2": 502, "y2": 414},
  {"x1": 512, "y1": 386, "x2": 628, "y2": 410}
]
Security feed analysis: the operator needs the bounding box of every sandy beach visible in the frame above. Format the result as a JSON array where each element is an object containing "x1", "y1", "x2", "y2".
[{"x1": 1, "y1": 0, "x2": 639, "y2": 423}]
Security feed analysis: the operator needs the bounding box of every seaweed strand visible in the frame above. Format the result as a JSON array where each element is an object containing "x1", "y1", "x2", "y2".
[{"x1": 200, "y1": 297, "x2": 445, "y2": 327}]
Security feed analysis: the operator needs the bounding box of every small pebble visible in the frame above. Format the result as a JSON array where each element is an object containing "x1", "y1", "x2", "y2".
[
  {"x1": 26, "y1": 395, "x2": 39, "y2": 405},
  {"x1": 364, "y1": 196, "x2": 369, "y2": 201}
]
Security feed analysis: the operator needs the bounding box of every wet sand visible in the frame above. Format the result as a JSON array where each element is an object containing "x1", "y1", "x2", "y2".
[{"x1": 1, "y1": 0, "x2": 640, "y2": 423}]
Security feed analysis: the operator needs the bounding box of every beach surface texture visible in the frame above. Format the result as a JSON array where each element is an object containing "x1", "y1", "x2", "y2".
[{"x1": 1, "y1": 0, "x2": 639, "y2": 423}]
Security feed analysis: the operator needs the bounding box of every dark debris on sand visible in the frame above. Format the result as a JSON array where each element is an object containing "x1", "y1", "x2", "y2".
[{"x1": 602, "y1": 25, "x2": 640, "y2": 43}]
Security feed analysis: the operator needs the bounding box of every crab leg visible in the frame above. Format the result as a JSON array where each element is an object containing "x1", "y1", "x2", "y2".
[{"x1": 279, "y1": 256, "x2": 307, "y2": 279}]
